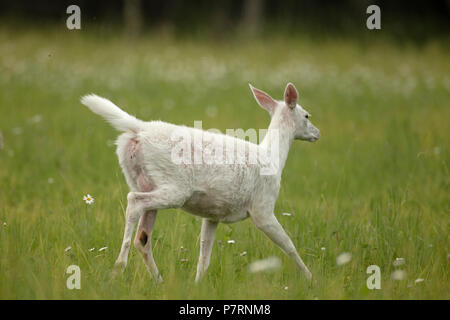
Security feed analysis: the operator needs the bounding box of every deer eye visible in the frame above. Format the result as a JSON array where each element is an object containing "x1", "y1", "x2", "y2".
[{"x1": 305, "y1": 114, "x2": 309, "y2": 119}]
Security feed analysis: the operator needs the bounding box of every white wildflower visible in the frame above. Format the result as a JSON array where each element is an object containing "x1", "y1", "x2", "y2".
[
  {"x1": 433, "y1": 147, "x2": 440, "y2": 155},
  {"x1": 227, "y1": 240, "x2": 235, "y2": 244},
  {"x1": 28, "y1": 114, "x2": 42, "y2": 124},
  {"x1": 64, "y1": 246, "x2": 72, "y2": 252},
  {"x1": 249, "y1": 256, "x2": 281, "y2": 273},
  {"x1": 336, "y1": 252, "x2": 352, "y2": 266},
  {"x1": 281, "y1": 212, "x2": 292, "y2": 216},
  {"x1": 98, "y1": 246, "x2": 108, "y2": 252},
  {"x1": 12, "y1": 127, "x2": 22, "y2": 135},
  {"x1": 393, "y1": 257, "x2": 405, "y2": 267},
  {"x1": 391, "y1": 270, "x2": 406, "y2": 280},
  {"x1": 83, "y1": 194, "x2": 94, "y2": 204}
]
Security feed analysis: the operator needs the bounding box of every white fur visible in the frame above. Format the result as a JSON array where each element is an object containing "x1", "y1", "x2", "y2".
[{"x1": 81, "y1": 83, "x2": 319, "y2": 282}]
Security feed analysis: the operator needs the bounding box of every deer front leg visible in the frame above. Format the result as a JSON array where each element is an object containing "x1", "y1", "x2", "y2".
[
  {"x1": 195, "y1": 219, "x2": 219, "y2": 283},
  {"x1": 251, "y1": 213, "x2": 312, "y2": 280}
]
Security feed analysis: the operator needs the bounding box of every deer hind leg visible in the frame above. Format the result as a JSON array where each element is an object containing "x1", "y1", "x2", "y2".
[
  {"x1": 113, "y1": 186, "x2": 187, "y2": 274},
  {"x1": 113, "y1": 194, "x2": 143, "y2": 275},
  {"x1": 133, "y1": 210, "x2": 162, "y2": 283}
]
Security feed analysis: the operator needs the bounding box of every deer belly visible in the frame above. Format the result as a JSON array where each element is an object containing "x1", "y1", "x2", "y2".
[{"x1": 182, "y1": 191, "x2": 249, "y2": 223}]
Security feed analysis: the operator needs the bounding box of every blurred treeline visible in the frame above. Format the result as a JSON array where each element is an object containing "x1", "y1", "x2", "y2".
[{"x1": 0, "y1": 0, "x2": 449, "y2": 41}]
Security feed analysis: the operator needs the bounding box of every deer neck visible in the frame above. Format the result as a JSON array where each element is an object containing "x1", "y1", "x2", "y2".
[{"x1": 259, "y1": 108, "x2": 295, "y2": 178}]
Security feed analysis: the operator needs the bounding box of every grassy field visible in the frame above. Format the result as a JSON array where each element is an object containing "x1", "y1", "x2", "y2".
[{"x1": 0, "y1": 26, "x2": 449, "y2": 299}]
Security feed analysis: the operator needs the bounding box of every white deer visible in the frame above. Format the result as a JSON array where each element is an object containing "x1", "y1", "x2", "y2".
[{"x1": 81, "y1": 83, "x2": 320, "y2": 282}]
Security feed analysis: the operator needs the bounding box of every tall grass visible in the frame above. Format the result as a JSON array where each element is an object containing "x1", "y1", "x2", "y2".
[{"x1": 0, "y1": 27, "x2": 448, "y2": 299}]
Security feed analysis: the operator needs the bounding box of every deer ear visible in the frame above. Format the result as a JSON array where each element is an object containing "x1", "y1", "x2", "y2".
[
  {"x1": 249, "y1": 84, "x2": 277, "y2": 115},
  {"x1": 284, "y1": 83, "x2": 298, "y2": 109}
]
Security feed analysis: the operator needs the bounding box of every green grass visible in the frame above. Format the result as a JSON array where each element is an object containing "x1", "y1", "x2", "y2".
[{"x1": 0, "y1": 27, "x2": 449, "y2": 299}]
